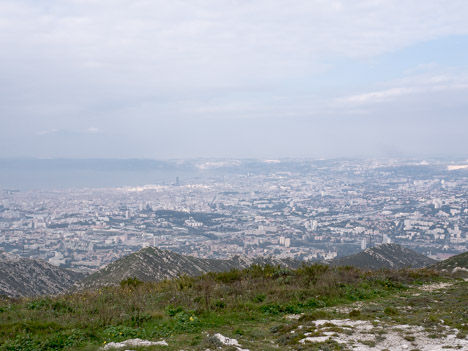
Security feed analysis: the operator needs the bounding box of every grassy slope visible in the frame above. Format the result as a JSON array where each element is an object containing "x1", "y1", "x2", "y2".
[
  {"x1": 431, "y1": 251, "x2": 468, "y2": 271},
  {"x1": 0, "y1": 265, "x2": 465, "y2": 351}
]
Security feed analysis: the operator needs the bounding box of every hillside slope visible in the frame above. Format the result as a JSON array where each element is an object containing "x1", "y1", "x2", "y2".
[
  {"x1": 327, "y1": 243, "x2": 435, "y2": 270},
  {"x1": 0, "y1": 251, "x2": 84, "y2": 297},
  {"x1": 77, "y1": 246, "x2": 301, "y2": 289},
  {"x1": 1, "y1": 263, "x2": 466, "y2": 351},
  {"x1": 431, "y1": 251, "x2": 468, "y2": 273}
]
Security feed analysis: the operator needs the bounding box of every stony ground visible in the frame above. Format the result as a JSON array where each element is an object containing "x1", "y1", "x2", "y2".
[{"x1": 101, "y1": 279, "x2": 468, "y2": 351}]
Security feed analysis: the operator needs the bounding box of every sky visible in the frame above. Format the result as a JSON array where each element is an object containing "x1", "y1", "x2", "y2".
[{"x1": 1, "y1": 0, "x2": 468, "y2": 159}]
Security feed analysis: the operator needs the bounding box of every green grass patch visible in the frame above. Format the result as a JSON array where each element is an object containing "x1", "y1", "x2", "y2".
[{"x1": 0, "y1": 265, "x2": 460, "y2": 350}]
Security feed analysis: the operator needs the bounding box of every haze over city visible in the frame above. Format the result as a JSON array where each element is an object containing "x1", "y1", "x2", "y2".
[
  {"x1": 2, "y1": 4, "x2": 468, "y2": 350},
  {"x1": 1, "y1": 0, "x2": 468, "y2": 159},
  {"x1": 1, "y1": 1, "x2": 467, "y2": 262}
]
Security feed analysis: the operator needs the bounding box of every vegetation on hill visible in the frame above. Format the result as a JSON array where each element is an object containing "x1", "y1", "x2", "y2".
[
  {"x1": 77, "y1": 246, "x2": 301, "y2": 290},
  {"x1": 327, "y1": 243, "x2": 436, "y2": 270},
  {"x1": 431, "y1": 251, "x2": 468, "y2": 273},
  {"x1": 2, "y1": 263, "x2": 465, "y2": 350}
]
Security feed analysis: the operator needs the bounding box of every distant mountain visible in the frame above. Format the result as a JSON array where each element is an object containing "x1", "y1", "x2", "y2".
[
  {"x1": 0, "y1": 251, "x2": 85, "y2": 297},
  {"x1": 77, "y1": 246, "x2": 301, "y2": 289},
  {"x1": 431, "y1": 251, "x2": 468, "y2": 273},
  {"x1": 326, "y1": 243, "x2": 436, "y2": 270}
]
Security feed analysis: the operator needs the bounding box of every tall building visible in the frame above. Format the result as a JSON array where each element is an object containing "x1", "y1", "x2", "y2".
[{"x1": 361, "y1": 238, "x2": 367, "y2": 250}]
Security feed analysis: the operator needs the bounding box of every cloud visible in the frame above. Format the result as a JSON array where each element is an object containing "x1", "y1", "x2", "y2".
[
  {"x1": 1, "y1": 1, "x2": 468, "y2": 158},
  {"x1": 340, "y1": 87, "x2": 416, "y2": 105},
  {"x1": 338, "y1": 72, "x2": 468, "y2": 106},
  {"x1": 37, "y1": 127, "x2": 101, "y2": 137},
  {"x1": 2, "y1": 1, "x2": 468, "y2": 89},
  {"x1": 38, "y1": 128, "x2": 59, "y2": 136}
]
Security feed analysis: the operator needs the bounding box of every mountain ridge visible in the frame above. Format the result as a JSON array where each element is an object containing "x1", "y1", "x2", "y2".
[
  {"x1": 77, "y1": 243, "x2": 438, "y2": 290},
  {"x1": 77, "y1": 246, "x2": 302, "y2": 290},
  {"x1": 0, "y1": 251, "x2": 85, "y2": 297},
  {"x1": 326, "y1": 243, "x2": 436, "y2": 270},
  {"x1": 1, "y1": 244, "x2": 455, "y2": 297}
]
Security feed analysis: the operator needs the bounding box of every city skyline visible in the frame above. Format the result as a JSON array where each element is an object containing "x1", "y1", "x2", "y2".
[{"x1": 2, "y1": 158, "x2": 467, "y2": 272}]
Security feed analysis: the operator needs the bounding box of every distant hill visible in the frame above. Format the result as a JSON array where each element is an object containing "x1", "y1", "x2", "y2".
[
  {"x1": 431, "y1": 251, "x2": 468, "y2": 273},
  {"x1": 77, "y1": 246, "x2": 301, "y2": 289},
  {"x1": 0, "y1": 251, "x2": 85, "y2": 297},
  {"x1": 326, "y1": 243, "x2": 436, "y2": 270}
]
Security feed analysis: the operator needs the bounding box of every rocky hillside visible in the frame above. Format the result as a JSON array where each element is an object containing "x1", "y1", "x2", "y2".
[
  {"x1": 77, "y1": 246, "x2": 301, "y2": 289},
  {"x1": 0, "y1": 251, "x2": 85, "y2": 297},
  {"x1": 431, "y1": 251, "x2": 468, "y2": 274},
  {"x1": 327, "y1": 243, "x2": 436, "y2": 270}
]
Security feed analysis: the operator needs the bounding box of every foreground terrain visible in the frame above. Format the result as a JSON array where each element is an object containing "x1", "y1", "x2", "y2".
[{"x1": 0, "y1": 265, "x2": 467, "y2": 351}]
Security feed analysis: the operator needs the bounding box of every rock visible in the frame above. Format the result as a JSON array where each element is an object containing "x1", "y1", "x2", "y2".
[{"x1": 101, "y1": 338, "x2": 168, "y2": 350}]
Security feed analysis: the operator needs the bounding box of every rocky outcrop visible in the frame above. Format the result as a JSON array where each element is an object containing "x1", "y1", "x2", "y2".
[{"x1": 0, "y1": 251, "x2": 84, "y2": 297}]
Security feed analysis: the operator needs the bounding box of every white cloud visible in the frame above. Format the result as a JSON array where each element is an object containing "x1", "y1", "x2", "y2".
[
  {"x1": 340, "y1": 87, "x2": 416, "y2": 104},
  {"x1": 338, "y1": 72, "x2": 468, "y2": 106},
  {"x1": 87, "y1": 127, "x2": 99, "y2": 134},
  {"x1": 2, "y1": 0, "x2": 468, "y2": 88},
  {"x1": 38, "y1": 128, "x2": 59, "y2": 136}
]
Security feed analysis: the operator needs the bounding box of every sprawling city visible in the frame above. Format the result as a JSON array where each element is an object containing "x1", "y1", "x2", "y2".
[{"x1": 1, "y1": 158, "x2": 466, "y2": 272}]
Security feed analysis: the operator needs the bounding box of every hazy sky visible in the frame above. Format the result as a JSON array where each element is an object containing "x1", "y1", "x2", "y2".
[{"x1": 1, "y1": 0, "x2": 468, "y2": 159}]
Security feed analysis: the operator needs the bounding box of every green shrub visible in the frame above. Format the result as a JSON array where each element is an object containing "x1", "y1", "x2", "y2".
[
  {"x1": 252, "y1": 294, "x2": 266, "y2": 303},
  {"x1": 103, "y1": 325, "x2": 138, "y2": 339},
  {"x1": 166, "y1": 305, "x2": 184, "y2": 317},
  {"x1": 26, "y1": 298, "x2": 52, "y2": 310},
  {"x1": 51, "y1": 301, "x2": 74, "y2": 314},
  {"x1": 213, "y1": 300, "x2": 226, "y2": 309},
  {"x1": 260, "y1": 303, "x2": 301, "y2": 315},
  {"x1": 213, "y1": 269, "x2": 243, "y2": 284},
  {"x1": 296, "y1": 264, "x2": 329, "y2": 285},
  {"x1": 260, "y1": 303, "x2": 281, "y2": 315},
  {"x1": 173, "y1": 312, "x2": 200, "y2": 332},
  {"x1": 120, "y1": 277, "x2": 144, "y2": 289},
  {"x1": 349, "y1": 309, "x2": 361, "y2": 318},
  {"x1": 305, "y1": 298, "x2": 326, "y2": 308},
  {"x1": 2, "y1": 335, "x2": 38, "y2": 351},
  {"x1": 130, "y1": 312, "x2": 152, "y2": 327},
  {"x1": 299, "y1": 310, "x2": 329, "y2": 322},
  {"x1": 234, "y1": 328, "x2": 244, "y2": 335},
  {"x1": 384, "y1": 306, "x2": 398, "y2": 315},
  {"x1": 176, "y1": 274, "x2": 194, "y2": 291}
]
